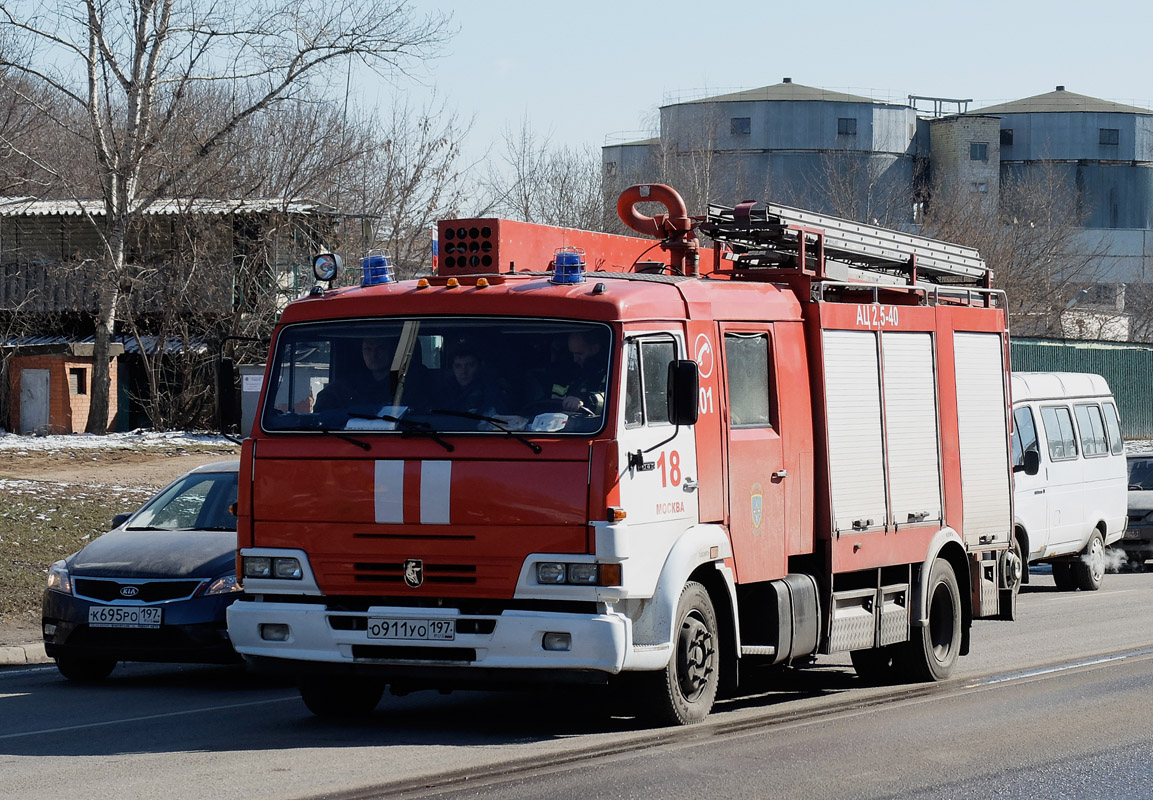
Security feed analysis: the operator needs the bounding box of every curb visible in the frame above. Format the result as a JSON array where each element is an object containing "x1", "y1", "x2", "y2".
[{"x1": 0, "y1": 643, "x2": 50, "y2": 666}]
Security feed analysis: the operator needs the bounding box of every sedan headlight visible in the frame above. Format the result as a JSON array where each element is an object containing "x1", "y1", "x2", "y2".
[
  {"x1": 46, "y1": 560, "x2": 72, "y2": 595},
  {"x1": 204, "y1": 574, "x2": 243, "y2": 596}
]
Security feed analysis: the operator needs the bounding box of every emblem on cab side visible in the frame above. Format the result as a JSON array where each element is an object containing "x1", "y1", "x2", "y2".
[
  {"x1": 403, "y1": 559, "x2": 424, "y2": 588},
  {"x1": 751, "y1": 483, "x2": 763, "y2": 532}
]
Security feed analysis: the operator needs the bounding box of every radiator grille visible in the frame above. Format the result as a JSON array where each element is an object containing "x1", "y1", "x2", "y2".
[{"x1": 74, "y1": 578, "x2": 202, "y2": 603}]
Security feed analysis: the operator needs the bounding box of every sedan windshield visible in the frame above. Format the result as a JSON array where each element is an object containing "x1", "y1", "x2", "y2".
[
  {"x1": 128, "y1": 472, "x2": 239, "y2": 531},
  {"x1": 261, "y1": 318, "x2": 612, "y2": 436}
]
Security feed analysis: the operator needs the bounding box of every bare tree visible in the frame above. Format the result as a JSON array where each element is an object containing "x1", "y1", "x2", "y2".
[
  {"x1": 344, "y1": 98, "x2": 469, "y2": 279},
  {"x1": 479, "y1": 119, "x2": 605, "y2": 230},
  {"x1": 921, "y1": 163, "x2": 1110, "y2": 336},
  {"x1": 800, "y1": 150, "x2": 915, "y2": 228},
  {"x1": 0, "y1": 0, "x2": 451, "y2": 432}
]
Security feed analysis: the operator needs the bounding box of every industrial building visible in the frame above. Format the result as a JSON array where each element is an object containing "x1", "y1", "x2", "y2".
[{"x1": 603, "y1": 80, "x2": 1153, "y2": 339}]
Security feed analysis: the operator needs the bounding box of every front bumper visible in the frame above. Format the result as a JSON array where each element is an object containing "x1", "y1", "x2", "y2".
[
  {"x1": 1120, "y1": 522, "x2": 1153, "y2": 560},
  {"x1": 42, "y1": 589, "x2": 241, "y2": 664},
  {"x1": 226, "y1": 599, "x2": 632, "y2": 683}
]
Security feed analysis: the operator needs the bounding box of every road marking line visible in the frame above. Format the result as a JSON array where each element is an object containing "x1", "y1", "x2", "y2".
[
  {"x1": 0, "y1": 695, "x2": 298, "y2": 740},
  {"x1": 965, "y1": 647, "x2": 1153, "y2": 687}
]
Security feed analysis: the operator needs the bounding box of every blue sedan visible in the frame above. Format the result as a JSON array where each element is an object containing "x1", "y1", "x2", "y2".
[{"x1": 41, "y1": 460, "x2": 242, "y2": 681}]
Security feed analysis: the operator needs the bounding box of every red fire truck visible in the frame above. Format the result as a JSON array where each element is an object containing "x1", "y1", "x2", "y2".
[{"x1": 226, "y1": 184, "x2": 1019, "y2": 725}]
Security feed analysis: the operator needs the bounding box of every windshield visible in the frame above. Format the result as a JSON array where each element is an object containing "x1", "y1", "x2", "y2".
[
  {"x1": 1128, "y1": 458, "x2": 1153, "y2": 490},
  {"x1": 261, "y1": 318, "x2": 612, "y2": 436},
  {"x1": 128, "y1": 471, "x2": 239, "y2": 531}
]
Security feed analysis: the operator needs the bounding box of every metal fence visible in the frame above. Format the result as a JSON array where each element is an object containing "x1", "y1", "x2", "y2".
[{"x1": 1010, "y1": 337, "x2": 1153, "y2": 439}]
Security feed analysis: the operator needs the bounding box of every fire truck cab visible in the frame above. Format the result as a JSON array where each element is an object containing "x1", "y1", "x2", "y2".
[{"x1": 227, "y1": 185, "x2": 1017, "y2": 725}]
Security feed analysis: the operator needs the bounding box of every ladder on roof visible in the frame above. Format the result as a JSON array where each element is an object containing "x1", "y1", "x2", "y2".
[{"x1": 699, "y1": 201, "x2": 990, "y2": 287}]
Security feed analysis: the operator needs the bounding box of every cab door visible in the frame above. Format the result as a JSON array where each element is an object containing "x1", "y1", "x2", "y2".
[
  {"x1": 616, "y1": 331, "x2": 699, "y2": 538},
  {"x1": 1011, "y1": 403, "x2": 1050, "y2": 559},
  {"x1": 721, "y1": 324, "x2": 787, "y2": 583}
]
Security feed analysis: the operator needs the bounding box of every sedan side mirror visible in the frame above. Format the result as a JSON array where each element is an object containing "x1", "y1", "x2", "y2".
[{"x1": 110, "y1": 513, "x2": 132, "y2": 530}]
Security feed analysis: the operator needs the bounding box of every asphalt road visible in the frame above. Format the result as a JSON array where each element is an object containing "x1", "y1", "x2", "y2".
[{"x1": 2, "y1": 569, "x2": 1151, "y2": 800}]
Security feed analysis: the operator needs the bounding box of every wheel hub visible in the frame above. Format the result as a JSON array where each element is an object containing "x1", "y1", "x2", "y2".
[{"x1": 677, "y1": 615, "x2": 715, "y2": 699}]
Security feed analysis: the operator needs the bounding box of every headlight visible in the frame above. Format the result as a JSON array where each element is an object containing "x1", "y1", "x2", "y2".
[
  {"x1": 537, "y1": 562, "x2": 566, "y2": 584},
  {"x1": 204, "y1": 574, "x2": 243, "y2": 595},
  {"x1": 243, "y1": 556, "x2": 270, "y2": 578},
  {"x1": 272, "y1": 558, "x2": 302, "y2": 579},
  {"x1": 567, "y1": 564, "x2": 599, "y2": 585},
  {"x1": 535, "y1": 561, "x2": 621, "y2": 586},
  {"x1": 46, "y1": 560, "x2": 72, "y2": 595},
  {"x1": 243, "y1": 556, "x2": 302, "y2": 580}
]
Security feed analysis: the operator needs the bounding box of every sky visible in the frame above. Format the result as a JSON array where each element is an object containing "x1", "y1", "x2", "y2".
[{"x1": 358, "y1": 0, "x2": 1153, "y2": 165}]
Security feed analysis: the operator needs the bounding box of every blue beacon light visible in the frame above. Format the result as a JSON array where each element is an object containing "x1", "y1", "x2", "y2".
[
  {"x1": 551, "y1": 247, "x2": 586, "y2": 284},
  {"x1": 361, "y1": 253, "x2": 395, "y2": 286}
]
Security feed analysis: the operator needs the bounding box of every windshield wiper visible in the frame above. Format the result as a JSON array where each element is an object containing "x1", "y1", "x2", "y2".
[
  {"x1": 317, "y1": 427, "x2": 371, "y2": 451},
  {"x1": 431, "y1": 409, "x2": 542, "y2": 454},
  {"x1": 349, "y1": 412, "x2": 454, "y2": 452}
]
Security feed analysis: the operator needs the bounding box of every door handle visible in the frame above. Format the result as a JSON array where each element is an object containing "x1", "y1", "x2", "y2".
[
  {"x1": 772, "y1": 469, "x2": 788, "y2": 480},
  {"x1": 683, "y1": 478, "x2": 698, "y2": 493}
]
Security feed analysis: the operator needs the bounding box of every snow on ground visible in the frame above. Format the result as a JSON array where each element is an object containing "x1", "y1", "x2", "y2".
[{"x1": 0, "y1": 430, "x2": 234, "y2": 453}]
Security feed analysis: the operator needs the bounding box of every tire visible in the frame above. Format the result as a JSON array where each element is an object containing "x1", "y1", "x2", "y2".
[
  {"x1": 638, "y1": 581, "x2": 719, "y2": 725},
  {"x1": 1051, "y1": 561, "x2": 1076, "y2": 591},
  {"x1": 1008, "y1": 534, "x2": 1025, "y2": 593},
  {"x1": 299, "y1": 679, "x2": 383, "y2": 718},
  {"x1": 850, "y1": 646, "x2": 900, "y2": 685},
  {"x1": 1073, "y1": 531, "x2": 1106, "y2": 591},
  {"x1": 901, "y1": 559, "x2": 962, "y2": 683},
  {"x1": 55, "y1": 655, "x2": 117, "y2": 683}
]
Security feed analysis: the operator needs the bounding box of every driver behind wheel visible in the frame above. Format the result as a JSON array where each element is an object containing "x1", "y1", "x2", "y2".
[{"x1": 557, "y1": 330, "x2": 607, "y2": 416}]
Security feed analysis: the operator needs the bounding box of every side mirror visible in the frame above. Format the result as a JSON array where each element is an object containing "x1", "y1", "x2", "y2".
[
  {"x1": 1013, "y1": 448, "x2": 1041, "y2": 476},
  {"x1": 216, "y1": 357, "x2": 240, "y2": 433},
  {"x1": 110, "y1": 513, "x2": 131, "y2": 530},
  {"x1": 667, "y1": 359, "x2": 699, "y2": 427}
]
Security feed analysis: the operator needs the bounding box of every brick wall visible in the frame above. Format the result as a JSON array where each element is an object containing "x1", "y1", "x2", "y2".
[{"x1": 9, "y1": 354, "x2": 119, "y2": 434}]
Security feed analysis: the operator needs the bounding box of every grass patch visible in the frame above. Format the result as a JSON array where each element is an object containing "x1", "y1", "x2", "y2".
[{"x1": 0, "y1": 480, "x2": 157, "y2": 620}]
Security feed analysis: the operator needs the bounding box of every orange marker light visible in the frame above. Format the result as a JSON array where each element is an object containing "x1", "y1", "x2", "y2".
[
  {"x1": 475, "y1": 277, "x2": 490, "y2": 288},
  {"x1": 598, "y1": 563, "x2": 623, "y2": 586},
  {"x1": 446, "y1": 277, "x2": 460, "y2": 288},
  {"x1": 416, "y1": 278, "x2": 430, "y2": 288}
]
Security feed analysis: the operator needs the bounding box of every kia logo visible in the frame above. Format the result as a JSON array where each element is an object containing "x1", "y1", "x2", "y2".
[{"x1": 120, "y1": 586, "x2": 140, "y2": 597}]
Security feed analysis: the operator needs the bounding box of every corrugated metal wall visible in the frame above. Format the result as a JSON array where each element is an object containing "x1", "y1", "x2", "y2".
[{"x1": 1011, "y1": 337, "x2": 1153, "y2": 438}]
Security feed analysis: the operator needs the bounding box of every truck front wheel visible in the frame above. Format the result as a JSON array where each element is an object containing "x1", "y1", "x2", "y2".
[
  {"x1": 902, "y1": 558, "x2": 962, "y2": 682},
  {"x1": 639, "y1": 581, "x2": 719, "y2": 725},
  {"x1": 299, "y1": 678, "x2": 383, "y2": 718}
]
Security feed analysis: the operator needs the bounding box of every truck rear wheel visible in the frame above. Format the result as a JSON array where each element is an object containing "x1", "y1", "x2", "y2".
[
  {"x1": 1073, "y1": 531, "x2": 1106, "y2": 591},
  {"x1": 299, "y1": 678, "x2": 383, "y2": 718},
  {"x1": 902, "y1": 558, "x2": 961, "y2": 682},
  {"x1": 639, "y1": 581, "x2": 719, "y2": 725}
]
